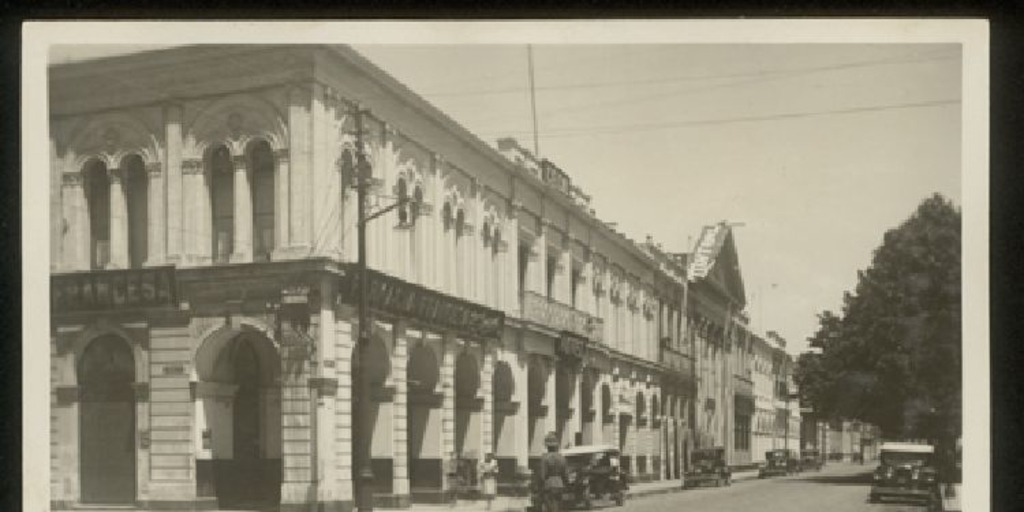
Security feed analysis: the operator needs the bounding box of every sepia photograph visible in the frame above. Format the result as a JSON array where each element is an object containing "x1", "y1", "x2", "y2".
[{"x1": 22, "y1": 20, "x2": 988, "y2": 512}]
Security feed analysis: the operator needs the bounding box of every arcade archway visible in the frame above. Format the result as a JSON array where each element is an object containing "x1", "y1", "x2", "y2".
[
  {"x1": 78, "y1": 335, "x2": 136, "y2": 504},
  {"x1": 194, "y1": 331, "x2": 282, "y2": 509}
]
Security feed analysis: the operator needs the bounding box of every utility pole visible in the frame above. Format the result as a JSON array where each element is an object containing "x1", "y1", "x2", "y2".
[
  {"x1": 527, "y1": 44, "x2": 540, "y2": 156},
  {"x1": 348, "y1": 104, "x2": 415, "y2": 512},
  {"x1": 354, "y1": 106, "x2": 375, "y2": 512}
]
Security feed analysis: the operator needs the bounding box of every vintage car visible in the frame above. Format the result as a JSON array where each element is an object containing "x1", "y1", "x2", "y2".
[
  {"x1": 759, "y1": 449, "x2": 799, "y2": 478},
  {"x1": 528, "y1": 444, "x2": 626, "y2": 511},
  {"x1": 683, "y1": 447, "x2": 731, "y2": 488},
  {"x1": 868, "y1": 442, "x2": 938, "y2": 507},
  {"x1": 800, "y1": 449, "x2": 824, "y2": 471}
]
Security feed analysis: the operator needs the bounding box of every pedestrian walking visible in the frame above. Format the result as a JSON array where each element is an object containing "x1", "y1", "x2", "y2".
[
  {"x1": 539, "y1": 432, "x2": 568, "y2": 512},
  {"x1": 479, "y1": 453, "x2": 499, "y2": 510}
]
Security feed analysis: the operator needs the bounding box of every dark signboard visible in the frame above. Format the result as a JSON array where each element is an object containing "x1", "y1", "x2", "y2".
[
  {"x1": 51, "y1": 266, "x2": 177, "y2": 314},
  {"x1": 557, "y1": 333, "x2": 587, "y2": 360},
  {"x1": 341, "y1": 266, "x2": 504, "y2": 340}
]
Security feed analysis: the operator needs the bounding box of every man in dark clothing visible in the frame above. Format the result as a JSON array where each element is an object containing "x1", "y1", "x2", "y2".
[{"x1": 538, "y1": 432, "x2": 568, "y2": 512}]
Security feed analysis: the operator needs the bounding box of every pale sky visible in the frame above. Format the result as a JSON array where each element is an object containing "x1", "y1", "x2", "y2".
[
  {"x1": 353, "y1": 44, "x2": 962, "y2": 355},
  {"x1": 49, "y1": 43, "x2": 963, "y2": 355}
]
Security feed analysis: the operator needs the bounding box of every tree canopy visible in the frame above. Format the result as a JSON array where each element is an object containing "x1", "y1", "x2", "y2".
[{"x1": 794, "y1": 194, "x2": 961, "y2": 443}]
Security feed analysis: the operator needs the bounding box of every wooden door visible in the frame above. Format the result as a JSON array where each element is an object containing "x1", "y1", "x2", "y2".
[{"x1": 79, "y1": 336, "x2": 135, "y2": 504}]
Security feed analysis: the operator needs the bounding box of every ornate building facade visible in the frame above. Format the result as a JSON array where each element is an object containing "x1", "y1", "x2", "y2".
[{"x1": 48, "y1": 45, "x2": 694, "y2": 511}]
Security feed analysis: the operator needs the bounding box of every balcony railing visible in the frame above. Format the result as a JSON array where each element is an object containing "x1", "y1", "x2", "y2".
[{"x1": 521, "y1": 290, "x2": 603, "y2": 343}]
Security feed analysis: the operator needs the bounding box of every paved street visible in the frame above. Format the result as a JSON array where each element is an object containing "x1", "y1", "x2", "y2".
[{"x1": 623, "y1": 463, "x2": 931, "y2": 512}]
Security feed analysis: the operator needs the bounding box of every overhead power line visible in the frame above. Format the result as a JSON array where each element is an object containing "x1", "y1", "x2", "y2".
[
  {"x1": 413, "y1": 51, "x2": 959, "y2": 100},
  {"x1": 476, "y1": 98, "x2": 960, "y2": 140}
]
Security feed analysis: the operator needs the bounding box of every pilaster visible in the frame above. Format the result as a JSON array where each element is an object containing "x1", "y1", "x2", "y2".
[
  {"x1": 145, "y1": 162, "x2": 166, "y2": 265},
  {"x1": 391, "y1": 323, "x2": 411, "y2": 503},
  {"x1": 165, "y1": 103, "x2": 184, "y2": 261},
  {"x1": 440, "y1": 334, "x2": 456, "y2": 491},
  {"x1": 60, "y1": 172, "x2": 89, "y2": 271},
  {"x1": 106, "y1": 166, "x2": 129, "y2": 269}
]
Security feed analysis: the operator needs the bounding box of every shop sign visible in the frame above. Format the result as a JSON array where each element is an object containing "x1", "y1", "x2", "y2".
[
  {"x1": 342, "y1": 266, "x2": 504, "y2": 340},
  {"x1": 51, "y1": 266, "x2": 176, "y2": 313},
  {"x1": 557, "y1": 333, "x2": 587, "y2": 360}
]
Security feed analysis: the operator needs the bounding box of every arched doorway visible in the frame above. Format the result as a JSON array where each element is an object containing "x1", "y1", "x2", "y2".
[
  {"x1": 527, "y1": 359, "x2": 549, "y2": 471},
  {"x1": 352, "y1": 334, "x2": 391, "y2": 500},
  {"x1": 635, "y1": 392, "x2": 647, "y2": 477},
  {"x1": 555, "y1": 366, "x2": 576, "y2": 448},
  {"x1": 78, "y1": 335, "x2": 136, "y2": 504},
  {"x1": 407, "y1": 344, "x2": 442, "y2": 500},
  {"x1": 454, "y1": 351, "x2": 481, "y2": 488},
  {"x1": 491, "y1": 361, "x2": 516, "y2": 485},
  {"x1": 195, "y1": 333, "x2": 282, "y2": 509}
]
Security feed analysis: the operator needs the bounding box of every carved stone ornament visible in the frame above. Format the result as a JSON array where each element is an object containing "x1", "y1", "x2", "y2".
[
  {"x1": 227, "y1": 112, "x2": 244, "y2": 138},
  {"x1": 146, "y1": 162, "x2": 162, "y2": 177},
  {"x1": 182, "y1": 159, "x2": 204, "y2": 175},
  {"x1": 231, "y1": 154, "x2": 247, "y2": 171},
  {"x1": 61, "y1": 172, "x2": 83, "y2": 187},
  {"x1": 102, "y1": 127, "x2": 121, "y2": 150}
]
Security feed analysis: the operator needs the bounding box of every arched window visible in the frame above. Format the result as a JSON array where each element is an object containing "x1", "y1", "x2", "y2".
[
  {"x1": 249, "y1": 141, "x2": 275, "y2": 262},
  {"x1": 208, "y1": 146, "x2": 234, "y2": 263},
  {"x1": 442, "y1": 202, "x2": 453, "y2": 232},
  {"x1": 491, "y1": 227, "x2": 502, "y2": 307},
  {"x1": 455, "y1": 209, "x2": 466, "y2": 296},
  {"x1": 83, "y1": 160, "x2": 110, "y2": 270},
  {"x1": 397, "y1": 178, "x2": 409, "y2": 226},
  {"x1": 123, "y1": 155, "x2": 148, "y2": 268}
]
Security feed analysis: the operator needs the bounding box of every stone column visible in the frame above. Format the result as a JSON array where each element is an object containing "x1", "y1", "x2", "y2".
[
  {"x1": 145, "y1": 162, "x2": 166, "y2": 265},
  {"x1": 335, "y1": 315, "x2": 356, "y2": 508},
  {"x1": 481, "y1": 343, "x2": 495, "y2": 459},
  {"x1": 513, "y1": 351, "x2": 530, "y2": 471},
  {"x1": 164, "y1": 104, "x2": 184, "y2": 262},
  {"x1": 279, "y1": 328, "x2": 314, "y2": 511},
  {"x1": 313, "y1": 277, "x2": 343, "y2": 510},
  {"x1": 230, "y1": 154, "x2": 252, "y2": 263},
  {"x1": 440, "y1": 334, "x2": 457, "y2": 494},
  {"x1": 61, "y1": 172, "x2": 89, "y2": 271},
  {"x1": 180, "y1": 159, "x2": 205, "y2": 264},
  {"x1": 392, "y1": 323, "x2": 411, "y2": 506},
  {"x1": 107, "y1": 166, "x2": 129, "y2": 269}
]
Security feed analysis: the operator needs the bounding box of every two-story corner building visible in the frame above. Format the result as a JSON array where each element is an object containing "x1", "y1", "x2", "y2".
[
  {"x1": 685, "y1": 222, "x2": 753, "y2": 467},
  {"x1": 48, "y1": 45, "x2": 690, "y2": 512}
]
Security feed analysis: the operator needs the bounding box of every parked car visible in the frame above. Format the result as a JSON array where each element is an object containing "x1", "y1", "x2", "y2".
[
  {"x1": 684, "y1": 447, "x2": 731, "y2": 488},
  {"x1": 529, "y1": 444, "x2": 626, "y2": 511},
  {"x1": 759, "y1": 449, "x2": 795, "y2": 478},
  {"x1": 800, "y1": 449, "x2": 824, "y2": 471},
  {"x1": 868, "y1": 442, "x2": 938, "y2": 507}
]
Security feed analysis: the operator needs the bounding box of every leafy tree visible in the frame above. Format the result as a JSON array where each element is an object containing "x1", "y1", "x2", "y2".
[{"x1": 794, "y1": 194, "x2": 961, "y2": 445}]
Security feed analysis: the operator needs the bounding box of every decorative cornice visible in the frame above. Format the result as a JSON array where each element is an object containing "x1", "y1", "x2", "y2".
[
  {"x1": 146, "y1": 162, "x2": 162, "y2": 177},
  {"x1": 274, "y1": 148, "x2": 290, "y2": 164}
]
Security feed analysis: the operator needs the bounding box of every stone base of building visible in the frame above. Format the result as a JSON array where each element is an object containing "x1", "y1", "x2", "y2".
[
  {"x1": 280, "y1": 499, "x2": 354, "y2": 512},
  {"x1": 410, "y1": 489, "x2": 454, "y2": 504},
  {"x1": 371, "y1": 493, "x2": 411, "y2": 508}
]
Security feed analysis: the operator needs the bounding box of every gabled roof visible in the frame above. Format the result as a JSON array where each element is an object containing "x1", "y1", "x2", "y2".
[{"x1": 688, "y1": 222, "x2": 747, "y2": 308}]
